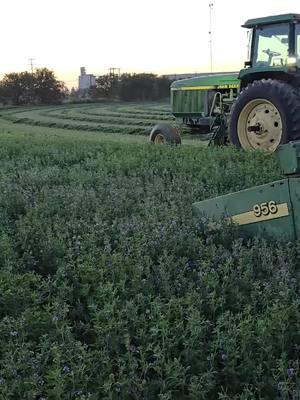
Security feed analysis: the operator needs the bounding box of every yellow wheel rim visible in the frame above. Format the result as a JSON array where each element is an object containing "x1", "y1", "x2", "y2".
[
  {"x1": 237, "y1": 99, "x2": 283, "y2": 152},
  {"x1": 154, "y1": 133, "x2": 165, "y2": 144}
]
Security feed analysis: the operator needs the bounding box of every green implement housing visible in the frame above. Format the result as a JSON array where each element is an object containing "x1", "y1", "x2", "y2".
[
  {"x1": 150, "y1": 13, "x2": 300, "y2": 152},
  {"x1": 193, "y1": 141, "x2": 300, "y2": 240},
  {"x1": 171, "y1": 73, "x2": 239, "y2": 136}
]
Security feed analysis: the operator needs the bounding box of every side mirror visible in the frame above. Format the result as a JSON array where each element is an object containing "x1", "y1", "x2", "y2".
[{"x1": 244, "y1": 61, "x2": 252, "y2": 68}]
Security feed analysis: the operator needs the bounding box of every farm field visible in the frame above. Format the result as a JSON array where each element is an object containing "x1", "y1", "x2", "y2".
[
  {"x1": 0, "y1": 101, "x2": 175, "y2": 138},
  {"x1": 0, "y1": 102, "x2": 300, "y2": 399}
]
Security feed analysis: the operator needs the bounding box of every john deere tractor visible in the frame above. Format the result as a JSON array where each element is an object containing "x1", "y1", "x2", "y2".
[{"x1": 150, "y1": 13, "x2": 300, "y2": 152}]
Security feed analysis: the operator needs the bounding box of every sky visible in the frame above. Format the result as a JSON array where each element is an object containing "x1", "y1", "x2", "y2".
[{"x1": 0, "y1": 0, "x2": 299, "y2": 87}]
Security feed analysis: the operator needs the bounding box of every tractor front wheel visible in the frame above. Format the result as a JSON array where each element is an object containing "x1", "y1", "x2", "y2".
[
  {"x1": 229, "y1": 79, "x2": 300, "y2": 152},
  {"x1": 149, "y1": 123, "x2": 181, "y2": 145}
]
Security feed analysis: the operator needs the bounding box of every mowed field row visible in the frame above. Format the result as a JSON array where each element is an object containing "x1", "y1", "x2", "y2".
[{"x1": 0, "y1": 101, "x2": 175, "y2": 136}]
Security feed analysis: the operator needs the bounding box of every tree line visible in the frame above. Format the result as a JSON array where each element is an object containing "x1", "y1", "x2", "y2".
[
  {"x1": 0, "y1": 68, "x2": 67, "y2": 105},
  {"x1": 0, "y1": 70, "x2": 172, "y2": 106},
  {"x1": 88, "y1": 73, "x2": 171, "y2": 101}
]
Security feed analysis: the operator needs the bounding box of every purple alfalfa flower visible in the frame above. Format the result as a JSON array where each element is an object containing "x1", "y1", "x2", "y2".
[
  {"x1": 62, "y1": 364, "x2": 71, "y2": 374},
  {"x1": 288, "y1": 368, "x2": 295, "y2": 378},
  {"x1": 129, "y1": 344, "x2": 139, "y2": 354}
]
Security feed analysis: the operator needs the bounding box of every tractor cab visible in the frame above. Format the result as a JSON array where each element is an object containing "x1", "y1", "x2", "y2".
[
  {"x1": 240, "y1": 14, "x2": 300, "y2": 85},
  {"x1": 228, "y1": 14, "x2": 300, "y2": 153}
]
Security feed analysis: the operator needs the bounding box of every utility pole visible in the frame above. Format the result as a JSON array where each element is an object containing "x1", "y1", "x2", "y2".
[
  {"x1": 209, "y1": 2, "x2": 214, "y2": 72},
  {"x1": 28, "y1": 58, "x2": 35, "y2": 74},
  {"x1": 109, "y1": 67, "x2": 120, "y2": 78}
]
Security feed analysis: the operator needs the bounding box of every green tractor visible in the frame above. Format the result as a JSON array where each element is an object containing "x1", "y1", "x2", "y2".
[{"x1": 150, "y1": 13, "x2": 300, "y2": 153}]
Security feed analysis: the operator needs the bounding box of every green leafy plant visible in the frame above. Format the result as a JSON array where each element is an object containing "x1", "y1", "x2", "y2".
[{"x1": 0, "y1": 102, "x2": 299, "y2": 399}]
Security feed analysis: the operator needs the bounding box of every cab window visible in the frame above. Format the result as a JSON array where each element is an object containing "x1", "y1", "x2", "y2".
[
  {"x1": 296, "y1": 23, "x2": 300, "y2": 67},
  {"x1": 253, "y1": 24, "x2": 289, "y2": 67}
]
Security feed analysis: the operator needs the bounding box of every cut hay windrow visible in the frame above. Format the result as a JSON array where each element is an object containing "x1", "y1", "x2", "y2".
[
  {"x1": 2, "y1": 114, "x2": 150, "y2": 135},
  {"x1": 39, "y1": 112, "x2": 168, "y2": 127},
  {"x1": 0, "y1": 102, "x2": 174, "y2": 136}
]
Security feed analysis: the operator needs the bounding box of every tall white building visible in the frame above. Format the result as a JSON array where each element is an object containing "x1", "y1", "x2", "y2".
[{"x1": 78, "y1": 67, "x2": 96, "y2": 90}]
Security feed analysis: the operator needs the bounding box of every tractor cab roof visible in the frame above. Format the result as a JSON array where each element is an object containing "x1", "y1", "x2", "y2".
[{"x1": 243, "y1": 13, "x2": 300, "y2": 28}]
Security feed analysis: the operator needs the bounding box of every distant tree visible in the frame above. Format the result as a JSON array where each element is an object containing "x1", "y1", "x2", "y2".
[
  {"x1": 1, "y1": 72, "x2": 35, "y2": 105},
  {"x1": 0, "y1": 68, "x2": 67, "y2": 105},
  {"x1": 0, "y1": 84, "x2": 5, "y2": 105},
  {"x1": 69, "y1": 87, "x2": 80, "y2": 102},
  {"x1": 88, "y1": 85, "x2": 100, "y2": 100},
  {"x1": 93, "y1": 74, "x2": 119, "y2": 99},
  {"x1": 0, "y1": 82, "x2": 9, "y2": 105},
  {"x1": 156, "y1": 75, "x2": 171, "y2": 99},
  {"x1": 34, "y1": 68, "x2": 66, "y2": 104},
  {"x1": 119, "y1": 73, "x2": 162, "y2": 101},
  {"x1": 83, "y1": 73, "x2": 172, "y2": 102}
]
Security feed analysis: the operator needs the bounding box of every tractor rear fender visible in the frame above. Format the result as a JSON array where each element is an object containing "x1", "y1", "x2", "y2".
[{"x1": 239, "y1": 70, "x2": 297, "y2": 89}]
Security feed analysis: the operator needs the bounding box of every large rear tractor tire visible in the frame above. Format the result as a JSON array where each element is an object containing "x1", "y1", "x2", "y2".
[
  {"x1": 229, "y1": 79, "x2": 300, "y2": 152},
  {"x1": 149, "y1": 123, "x2": 181, "y2": 145}
]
